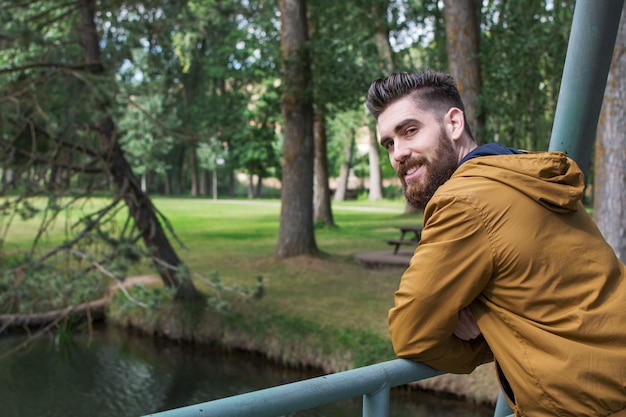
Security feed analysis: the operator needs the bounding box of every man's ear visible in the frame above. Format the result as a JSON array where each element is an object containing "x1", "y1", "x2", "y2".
[{"x1": 444, "y1": 107, "x2": 465, "y2": 141}]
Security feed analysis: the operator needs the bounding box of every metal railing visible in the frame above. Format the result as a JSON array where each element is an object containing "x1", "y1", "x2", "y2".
[{"x1": 142, "y1": 358, "x2": 513, "y2": 417}]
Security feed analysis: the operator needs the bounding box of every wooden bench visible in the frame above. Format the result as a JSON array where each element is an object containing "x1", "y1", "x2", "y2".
[{"x1": 386, "y1": 226, "x2": 422, "y2": 254}]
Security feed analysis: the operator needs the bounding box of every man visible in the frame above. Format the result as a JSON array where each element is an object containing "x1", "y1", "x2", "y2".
[{"x1": 365, "y1": 70, "x2": 626, "y2": 417}]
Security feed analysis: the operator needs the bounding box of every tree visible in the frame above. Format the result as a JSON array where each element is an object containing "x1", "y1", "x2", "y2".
[
  {"x1": 327, "y1": 109, "x2": 365, "y2": 202},
  {"x1": 594, "y1": 5, "x2": 626, "y2": 261},
  {"x1": 0, "y1": 0, "x2": 199, "y2": 305},
  {"x1": 313, "y1": 106, "x2": 335, "y2": 225},
  {"x1": 307, "y1": 0, "x2": 384, "y2": 222},
  {"x1": 366, "y1": 0, "x2": 390, "y2": 201},
  {"x1": 307, "y1": 1, "x2": 334, "y2": 226},
  {"x1": 78, "y1": 0, "x2": 199, "y2": 299},
  {"x1": 274, "y1": 0, "x2": 318, "y2": 258},
  {"x1": 333, "y1": 132, "x2": 356, "y2": 202},
  {"x1": 443, "y1": 0, "x2": 483, "y2": 139},
  {"x1": 480, "y1": 1, "x2": 574, "y2": 150}
]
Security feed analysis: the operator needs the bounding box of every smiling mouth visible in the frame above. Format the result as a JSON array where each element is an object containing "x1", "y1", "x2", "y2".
[{"x1": 402, "y1": 164, "x2": 422, "y2": 182}]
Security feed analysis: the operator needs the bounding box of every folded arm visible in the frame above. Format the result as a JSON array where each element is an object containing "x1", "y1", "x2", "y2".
[{"x1": 388, "y1": 196, "x2": 494, "y2": 373}]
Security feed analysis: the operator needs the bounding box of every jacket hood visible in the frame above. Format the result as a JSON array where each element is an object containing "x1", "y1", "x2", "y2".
[{"x1": 456, "y1": 151, "x2": 585, "y2": 213}]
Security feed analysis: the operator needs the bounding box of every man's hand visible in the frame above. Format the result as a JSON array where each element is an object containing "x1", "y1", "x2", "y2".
[{"x1": 454, "y1": 307, "x2": 481, "y2": 340}]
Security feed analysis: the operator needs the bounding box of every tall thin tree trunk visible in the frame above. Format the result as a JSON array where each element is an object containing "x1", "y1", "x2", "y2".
[
  {"x1": 255, "y1": 176, "x2": 263, "y2": 197},
  {"x1": 200, "y1": 168, "x2": 209, "y2": 196},
  {"x1": 334, "y1": 134, "x2": 355, "y2": 202},
  {"x1": 189, "y1": 144, "x2": 198, "y2": 196},
  {"x1": 275, "y1": 0, "x2": 318, "y2": 258},
  {"x1": 313, "y1": 106, "x2": 335, "y2": 225},
  {"x1": 163, "y1": 171, "x2": 171, "y2": 195},
  {"x1": 247, "y1": 169, "x2": 255, "y2": 199},
  {"x1": 594, "y1": 6, "x2": 626, "y2": 261},
  {"x1": 367, "y1": 120, "x2": 383, "y2": 200},
  {"x1": 78, "y1": 0, "x2": 198, "y2": 299},
  {"x1": 212, "y1": 169, "x2": 218, "y2": 200},
  {"x1": 308, "y1": 5, "x2": 335, "y2": 226},
  {"x1": 443, "y1": 0, "x2": 484, "y2": 139},
  {"x1": 368, "y1": 1, "x2": 390, "y2": 201}
]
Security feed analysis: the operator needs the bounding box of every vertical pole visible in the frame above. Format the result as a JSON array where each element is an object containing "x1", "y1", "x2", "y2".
[
  {"x1": 548, "y1": 0, "x2": 624, "y2": 176},
  {"x1": 363, "y1": 387, "x2": 390, "y2": 417},
  {"x1": 493, "y1": 390, "x2": 514, "y2": 417}
]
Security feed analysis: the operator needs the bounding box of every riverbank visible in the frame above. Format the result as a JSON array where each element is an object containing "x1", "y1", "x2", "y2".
[{"x1": 107, "y1": 259, "x2": 500, "y2": 407}]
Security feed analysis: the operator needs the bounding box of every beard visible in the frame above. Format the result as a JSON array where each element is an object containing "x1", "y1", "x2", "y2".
[{"x1": 399, "y1": 129, "x2": 459, "y2": 209}]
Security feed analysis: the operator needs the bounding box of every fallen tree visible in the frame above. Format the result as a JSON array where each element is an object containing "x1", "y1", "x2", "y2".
[
  {"x1": 0, "y1": 275, "x2": 158, "y2": 333},
  {"x1": 0, "y1": 298, "x2": 108, "y2": 331}
]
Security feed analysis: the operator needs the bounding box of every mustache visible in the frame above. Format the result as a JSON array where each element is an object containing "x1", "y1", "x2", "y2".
[{"x1": 398, "y1": 156, "x2": 428, "y2": 177}]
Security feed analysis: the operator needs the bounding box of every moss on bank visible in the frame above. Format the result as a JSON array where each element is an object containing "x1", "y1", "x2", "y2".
[{"x1": 107, "y1": 290, "x2": 395, "y2": 372}]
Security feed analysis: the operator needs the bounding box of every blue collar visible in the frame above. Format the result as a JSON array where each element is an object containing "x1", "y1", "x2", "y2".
[{"x1": 459, "y1": 143, "x2": 523, "y2": 166}]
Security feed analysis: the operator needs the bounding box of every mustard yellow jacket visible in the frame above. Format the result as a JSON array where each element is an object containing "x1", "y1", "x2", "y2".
[{"x1": 389, "y1": 152, "x2": 626, "y2": 417}]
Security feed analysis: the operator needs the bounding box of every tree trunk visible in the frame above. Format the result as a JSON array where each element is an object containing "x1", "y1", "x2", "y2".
[
  {"x1": 189, "y1": 143, "x2": 199, "y2": 196},
  {"x1": 79, "y1": 0, "x2": 198, "y2": 299},
  {"x1": 313, "y1": 106, "x2": 335, "y2": 226},
  {"x1": 371, "y1": 1, "x2": 394, "y2": 73},
  {"x1": 274, "y1": 0, "x2": 318, "y2": 258},
  {"x1": 334, "y1": 134, "x2": 355, "y2": 202},
  {"x1": 163, "y1": 171, "x2": 171, "y2": 195},
  {"x1": 594, "y1": 6, "x2": 626, "y2": 262},
  {"x1": 228, "y1": 171, "x2": 236, "y2": 197},
  {"x1": 368, "y1": 1, "x2": 390, "y2": 201},
  {"x1": 255, "y1": 175, "x2": 263, "y2": 197},
  {"x1": 443, "y1": 0, "x2": 484, "y2": 139},
  {"x1": 173, "y1": 145, "x2": 184, "y2": 195},
  {"x1": 247, "y1": 169, "x2": 255, "y2": 199},
  {"x1": 212, "y1": 169, "x2": 218, "y2": 200},
  {"x1": 307, "y1": 5, "x2": 334, "y2": 226},
  {"x1": 200, "y1": 168, "x2": 209, "y2": 196},
  {"x1": 367, "y1": 121, "x2": 383, "y2": 200}
]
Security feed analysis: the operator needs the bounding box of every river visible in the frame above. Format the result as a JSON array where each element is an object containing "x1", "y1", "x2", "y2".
[{"x1": 0, "y1": 324, "x2": 493, "y2": 417}]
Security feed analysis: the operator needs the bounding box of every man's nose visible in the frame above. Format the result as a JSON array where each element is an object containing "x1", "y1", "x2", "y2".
[{"x1": 392, "y1": 142, "x2": 410, "y2": 163}]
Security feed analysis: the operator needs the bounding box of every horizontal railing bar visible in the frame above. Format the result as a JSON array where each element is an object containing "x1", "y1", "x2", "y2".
[{"x1": 143, "y1": 359, "x2": 444, "y2": 417}]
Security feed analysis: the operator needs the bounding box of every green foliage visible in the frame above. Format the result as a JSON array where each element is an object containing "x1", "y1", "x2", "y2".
[
  {"x1": 197, "y1": 270, "x2": 264, "y2": 312},
  {"x1": 479, "y1": 0, "x2": 575, "y2": 149},
  {"x1": 326, "y1": 108, "x2": 367, "y2": 175},
  {"x1": 0, "y1": 260, "x2": 105, "y2": 315},
  {"x1": 0, "y1": 194, "x2": 168, "y2": 317},
  {"x1": 110, "y1": 284, "x2": 176, "y2": 313}
]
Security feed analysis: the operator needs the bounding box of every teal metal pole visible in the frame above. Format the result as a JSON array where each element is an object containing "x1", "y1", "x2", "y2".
[
  {"x1": 363, "y1": 384, "x2": 391, "y2": 417},
  {"x1": 548, "y1": 0, "x2": 623, "y2": 175},
  {"x1": 143, "y1": 359, "x2": 443, "y2": 417},
  {"x1": 493, "y1": 390, "x2": 514, "y2": 417}
]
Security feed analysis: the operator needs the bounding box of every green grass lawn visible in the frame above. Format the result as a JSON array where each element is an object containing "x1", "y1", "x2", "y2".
[
  {"x1": 156, "y1": 197, "x2": 423, "y2": 369},
  {"x1": 153, "y1": 197, "x2": 421, "y2": 338}
]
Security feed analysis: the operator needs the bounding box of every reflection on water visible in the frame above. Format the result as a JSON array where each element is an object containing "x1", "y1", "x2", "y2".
[{"x1": 0, "y1": 325, "x2": 493, "y2": 417}]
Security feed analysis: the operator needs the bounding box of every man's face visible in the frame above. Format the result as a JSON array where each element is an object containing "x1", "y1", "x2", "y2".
[{"x1": 377, "y1": 96, "x2": 459, "y2": 209}]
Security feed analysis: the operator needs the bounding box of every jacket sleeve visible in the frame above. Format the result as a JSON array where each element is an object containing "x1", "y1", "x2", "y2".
[{"x1": 388, "y1": 193, "x2": 494, "y2": 373}]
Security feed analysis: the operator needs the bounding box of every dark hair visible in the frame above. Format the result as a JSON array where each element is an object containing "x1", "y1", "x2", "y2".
[{"x1": 365, "y1": 70, "x2": 472, "y2": 137}]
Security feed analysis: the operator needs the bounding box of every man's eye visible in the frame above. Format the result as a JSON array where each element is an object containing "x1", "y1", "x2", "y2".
[
  {"x1": 382, "y1": 141, "x2": 393, "y2": 150},
  {"x1": 405, "y1": 127, "x2": 418, "y2": 136}
]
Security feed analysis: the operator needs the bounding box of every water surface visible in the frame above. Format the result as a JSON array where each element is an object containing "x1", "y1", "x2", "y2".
[{"x1": 0, "y1": 325, "x2": 493, "y2": 417}]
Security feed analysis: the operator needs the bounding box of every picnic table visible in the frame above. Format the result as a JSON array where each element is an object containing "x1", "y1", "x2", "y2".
[{"x1": 386, "y1": 225, "x2": 422, "y2": 254}]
